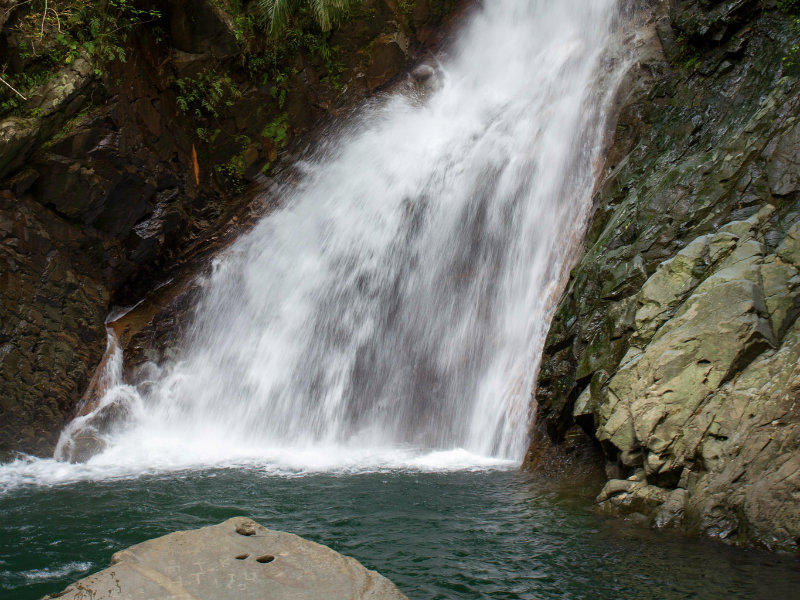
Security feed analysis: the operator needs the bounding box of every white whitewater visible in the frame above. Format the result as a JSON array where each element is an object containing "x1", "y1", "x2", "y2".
[{"x1": 3, "y1": 0, "x2": 631, "y2": 487}]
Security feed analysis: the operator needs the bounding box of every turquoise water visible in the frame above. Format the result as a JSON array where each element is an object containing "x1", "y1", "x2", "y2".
[{"x1": 2, "y1": 469, "x2": 799, "y2": 599}]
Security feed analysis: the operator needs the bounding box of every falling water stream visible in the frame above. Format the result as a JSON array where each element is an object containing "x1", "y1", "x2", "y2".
[
  {"x1": 7, "y1": 2, "x2": 800, "y2": 599},
  {"x1": 51, "y1": 0, "x2": 626, "y2": 473}
]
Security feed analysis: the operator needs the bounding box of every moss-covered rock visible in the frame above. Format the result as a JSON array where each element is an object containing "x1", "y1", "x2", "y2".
[{"x1": 527, "y1": 1, "x2": 800, "y2": 550}]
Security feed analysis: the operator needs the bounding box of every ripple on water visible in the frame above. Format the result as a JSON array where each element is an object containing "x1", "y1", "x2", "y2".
[{"x1": 19, "y1": 562, "x2": 93, "y2": 581}]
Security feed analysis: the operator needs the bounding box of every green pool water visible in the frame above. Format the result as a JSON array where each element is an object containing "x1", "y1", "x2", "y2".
[{"x1": 2, "y1": 468, "x2": 799, "y2": 599}]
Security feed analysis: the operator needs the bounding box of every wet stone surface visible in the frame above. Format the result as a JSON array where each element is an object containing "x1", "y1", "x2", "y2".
[{"x1": 45, "y1": 517, "x2": 408, "y2": 600}]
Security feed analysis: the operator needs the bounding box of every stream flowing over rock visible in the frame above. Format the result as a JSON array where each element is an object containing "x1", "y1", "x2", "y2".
[
  {"x1": 46, "y1": 0, "x2": 630, "y2": 470},
  {"x1": 44, "y1": 517, "x2": 408, "y2": 600},
  {"x1": 528, "y1": 0, "x2": 800, "y2": 550}
]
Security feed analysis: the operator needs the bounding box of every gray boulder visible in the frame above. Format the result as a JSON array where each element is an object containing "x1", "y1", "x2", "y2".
[{"x1": 44, "y1": 517, "x2": 408, "y2": 600}]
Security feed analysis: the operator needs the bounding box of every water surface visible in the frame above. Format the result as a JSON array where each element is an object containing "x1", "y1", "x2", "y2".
[{"x1": 2, "y1": 469, "x2": 799, "y2": 599}]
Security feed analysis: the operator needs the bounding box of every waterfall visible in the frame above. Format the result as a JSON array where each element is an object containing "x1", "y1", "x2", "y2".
[{"x1": 50, "y1": 0, "x2": 629, "y2": 475}]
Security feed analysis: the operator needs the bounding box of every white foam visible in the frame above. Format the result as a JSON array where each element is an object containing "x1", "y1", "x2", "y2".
[
  {"x1": 0, "y1": 447, "x2": 515, "y2": 492},
  {"x1": 18, "y1": 561, "x2": 93, "y2": 581}
]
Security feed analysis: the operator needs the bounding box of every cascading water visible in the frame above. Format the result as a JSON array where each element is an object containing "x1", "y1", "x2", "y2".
[{"x1": 10, "y1": 0, "x2": 633, "y2": 482}]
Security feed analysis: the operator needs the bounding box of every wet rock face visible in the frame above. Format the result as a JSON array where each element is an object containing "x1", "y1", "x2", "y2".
[
  {"x1": 528, "y1": 3, "x2": 800, "y2": 550},
  {"x1": 45, "y1": 517, "x2": 408, "y2": 600},
  {"x1": 670, "y1": 0, "x2": 761, "y2": 44},
  {"x1": 0, "y1": 194, "x2": 108, "y2": 458},
  {"x1": 0, "y1": 0, "x2": 462, "y2": 461}
]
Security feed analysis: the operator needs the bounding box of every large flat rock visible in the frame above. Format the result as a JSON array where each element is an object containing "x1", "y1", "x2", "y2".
[{"x1": 44, "y1": 517, "x2": 408, "y2": 600}]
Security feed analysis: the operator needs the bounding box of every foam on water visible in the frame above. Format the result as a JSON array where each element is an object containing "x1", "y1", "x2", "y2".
[
  {"x1": 0, "y1": 448, "x2": 515, "y2": 492},
  {"x1": 1, "y1": 0, "x2": 632, "y2": 490},
  {"x1": 17, "y1": 562, "x2": 93, "y2": 582}
]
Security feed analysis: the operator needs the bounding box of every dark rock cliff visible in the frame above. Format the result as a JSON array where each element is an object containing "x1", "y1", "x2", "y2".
[
  {"x1": 528, "y1": 0, "x2": 800, "y2": 551},
  {"x1": 0, "y1": 0, "x2": 461, "y2": 460}
]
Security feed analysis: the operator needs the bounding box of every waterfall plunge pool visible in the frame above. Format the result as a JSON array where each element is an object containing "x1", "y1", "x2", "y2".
[
  {"x1": 2, "y1": 467, "x2": 800, "y2": 599},
  {"x1": 4, "y1": 1, "x2": 800, "y2": 597}
]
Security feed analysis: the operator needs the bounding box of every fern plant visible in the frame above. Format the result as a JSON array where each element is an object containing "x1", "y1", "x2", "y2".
[{"x1": 256, "y1": 0, "x2": 363, "y2": 33}]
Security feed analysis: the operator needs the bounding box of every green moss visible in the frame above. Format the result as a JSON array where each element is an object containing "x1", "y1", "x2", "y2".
[{"x1": 42, "y1": 106, "x2": 93, "y2": 147}]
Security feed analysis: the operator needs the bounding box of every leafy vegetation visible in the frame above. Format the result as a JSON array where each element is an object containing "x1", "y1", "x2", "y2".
[
  {"x1": 255, "y1": 0, "x2": 362, "y2": 33},
  {"x1": 672, "y1": 33, "x2": 704, "y2": 71},
  {"x1": 175, "y1": 69, "x2": 242, "y2": 121},
  {"x1": 243, "y1": 8, "x2": 345, "y2": 92},
  {"x1": 261, "y1": 113, "x2": 288, "y2": 147},
  {"x1": 215, "y1": 152, "x2": 247, "y2": 192},
  {"x1": 170, "y1": 1, "x2": 357, "y2": 189},
  {"x1": 0, "y1": 0, "x2": 162, "y2": 117},
  {"x1": 0, "y1": 0, "x2": 377, "y2": 191},
  {"x1": 778, "y1": 0, "x2": 800, "y2": 68}
]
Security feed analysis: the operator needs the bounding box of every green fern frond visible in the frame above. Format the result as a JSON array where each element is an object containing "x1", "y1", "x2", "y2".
[{"x1": 257, "y1": 0, "x2": 361, "y2": 33}]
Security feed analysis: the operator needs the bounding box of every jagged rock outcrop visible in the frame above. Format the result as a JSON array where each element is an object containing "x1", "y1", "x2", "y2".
[
  {"x1": 528, "y1": 0, "x2": 800, "y2": 550},
  {"x1": 0, "y1": 0, "x2": 462, "y2": 460},
  {"x1": 45, "y1": 517, "x2": 408, "y2": 600}
]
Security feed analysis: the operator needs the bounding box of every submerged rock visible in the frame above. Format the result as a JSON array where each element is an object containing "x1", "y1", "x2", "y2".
[{"x1": 44, "y1": 517, "x2": 407, "y2": 600}]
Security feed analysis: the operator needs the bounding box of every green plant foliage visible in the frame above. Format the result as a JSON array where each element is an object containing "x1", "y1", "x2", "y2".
[
  {"x1": 209, "y1": 0, "x2": 257, "y2": 45},
  {"x1": 215, "y1": 152, "x2": 247, "y2": 192},
  {"x1": 214, "y1": 134, "x2": 252, "y2": 192},
  {"x1": 256, "y1": 0, "x2": 362, "y2": 33},
  {"x1": 777, "y1": 1, "x2": 800, "y2": 69},
  {"x1": 261, "y1": 113, "x2": 289, "y2": 147},
  {"x1": 783, "y1": 27, "x2": 800, "y2": 68},
  {"x1": 195, "y1": 127, "x2": 222, "y2": 143},
  {"x1": 175, "y1": 70, "x2": 242, "y2": 121},
  {"x1": 246, "y1": 8, "x2": 344, "y2": 94},
  {"x1": 672, "y1": 33, "x2": 704, "y2": 72},
  {"x1": 0, "y1": 0, "x2": 162, "y2": 118}
]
